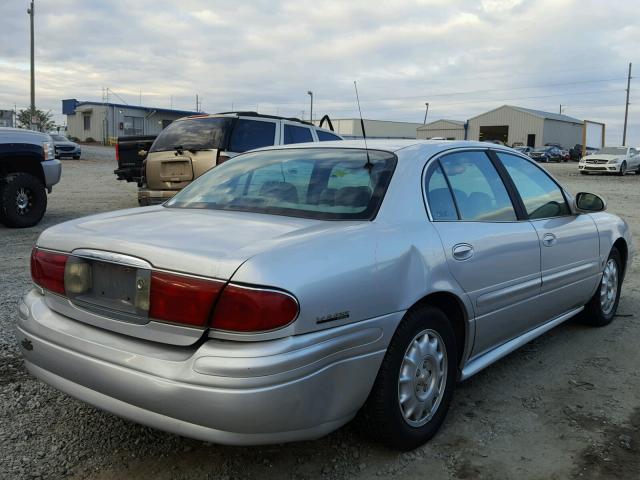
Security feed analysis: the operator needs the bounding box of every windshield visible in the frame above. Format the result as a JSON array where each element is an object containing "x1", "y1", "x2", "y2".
[
  {"x1": 51, "y1": 135, "x2": 67, "y2": 141},
  {"x1": 150, "y1": 117, "x2": 232, "y2": 153},
  {"x1": 595, "y1": 147, "x2": 627, "y2": 155},
  {"x1": 166, "y1": 148, "x2": 397, "y2": 220}
]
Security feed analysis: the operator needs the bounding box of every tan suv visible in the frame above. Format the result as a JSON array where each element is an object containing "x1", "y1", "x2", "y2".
[{"x1": 139, "y1": 112, "x2": 342, "y2": 205}]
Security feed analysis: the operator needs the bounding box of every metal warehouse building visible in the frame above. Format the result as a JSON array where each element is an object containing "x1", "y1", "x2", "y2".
[
  {"x1": 467, "y1": 105, "x2": 583, "y2": 148},
  {"x1": 416, "y1": 119, "x2": 466, "y2": 140},
  {"x1": 317, "y1": 118, "x2": 422, "y2": 139},
  {"x1": 62, "y1": 99, "x2": 199, "y2": 143}
]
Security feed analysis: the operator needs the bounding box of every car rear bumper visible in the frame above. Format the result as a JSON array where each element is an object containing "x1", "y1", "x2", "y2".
[
  {"x1": 137, "y1": 188, "x2": 178, "y2": 205},
  {"x1": 16, "y1": 290, "x2": 397, "y2": 445}
]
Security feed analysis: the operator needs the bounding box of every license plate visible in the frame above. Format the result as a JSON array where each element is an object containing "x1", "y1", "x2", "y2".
[{"x1": 66, "y1": 257, "x2": 151, "y2": 324}]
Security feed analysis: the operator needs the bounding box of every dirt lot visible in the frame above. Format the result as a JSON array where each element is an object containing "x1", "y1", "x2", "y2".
[{"x1": 1, "y1": 147, "x2": 638, "y2": 480}]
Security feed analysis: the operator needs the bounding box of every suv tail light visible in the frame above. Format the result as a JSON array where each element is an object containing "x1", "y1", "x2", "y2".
[
  {"x1": 31, "y1": 248, "x2": 68, "y2": 295},
  {"x1": 149, "y1": 271, "x2": 223, "y2": 327},
  {"x1": 211, "y1": 284, "x2": 298, "y2": 332}
]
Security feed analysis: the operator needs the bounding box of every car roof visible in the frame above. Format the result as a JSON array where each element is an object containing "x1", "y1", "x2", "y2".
[{"x1": 251, "y1": 139, "x2": 512, "y2": 156}]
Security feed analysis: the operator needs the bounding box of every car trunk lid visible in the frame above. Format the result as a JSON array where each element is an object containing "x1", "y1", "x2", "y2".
[{"x1": 35, "y1": 207, "x2": 324, "y2": 344}]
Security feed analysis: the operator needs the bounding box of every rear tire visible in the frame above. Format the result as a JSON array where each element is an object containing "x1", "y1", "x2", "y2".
[
  {"x1": 580, "y1": 248, "x2": 622, "y2": 327},
  {"x1": 0, "y1": 173, "x2": 47, "y2": 228},
  {"x1": 357, "y1": 305, "x2": 457, "y2": 450},
  {"x1": 580, "y1": 171, "x2": 588, "y2": 175},
  {"x1": 73, "y1": 154, "x2": 80, "y2": 160}
]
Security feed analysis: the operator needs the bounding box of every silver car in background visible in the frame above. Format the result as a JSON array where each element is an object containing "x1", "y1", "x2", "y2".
[
  {"x1": 578, "y1": 146, "x2": 640, "y2": 175},
  {"x1": 17, "y1": 140, "x2": 633, "y2": 450}
]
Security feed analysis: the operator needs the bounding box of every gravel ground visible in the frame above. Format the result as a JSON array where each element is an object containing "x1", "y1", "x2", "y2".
[{"x1": 1, "y1": 147, "x2": 639, "y2": 479}]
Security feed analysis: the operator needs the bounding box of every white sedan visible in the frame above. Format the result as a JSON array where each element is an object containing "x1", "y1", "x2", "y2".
[{"x1": 579, "y1": 146, "x2": 640, "y2": 175}]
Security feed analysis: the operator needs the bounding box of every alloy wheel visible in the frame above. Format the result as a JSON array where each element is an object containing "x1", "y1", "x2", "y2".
[
  {"x1": 15, "y1": 187, "x2": 33, "y2": 216},
  {"x1": 600, "y1": 258, "x2": 619, "y2": 315},
  {"x1": 398, "y1": 329, "x2": 448, "y2": 427}
]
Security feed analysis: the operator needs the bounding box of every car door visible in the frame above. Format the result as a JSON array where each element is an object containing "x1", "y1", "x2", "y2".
[
  {"x1": 496, "y1": 152, "x2": 600, "y2": 319},
  {"x1": 628, "y1": 148, "x2": 640, "y2": 169},
  {"x1": 424, "y1": 150, "x2": 542, "y2": 357}
]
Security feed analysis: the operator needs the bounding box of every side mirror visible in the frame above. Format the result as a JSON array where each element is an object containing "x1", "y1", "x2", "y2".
[{"x1": 575, "y1": 192, "x2": 606, "y2": 213}]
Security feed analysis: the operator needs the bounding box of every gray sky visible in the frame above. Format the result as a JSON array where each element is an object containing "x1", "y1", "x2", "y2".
[{"x1": 1, "y1": 0, "x2": 638, "y2": 144}]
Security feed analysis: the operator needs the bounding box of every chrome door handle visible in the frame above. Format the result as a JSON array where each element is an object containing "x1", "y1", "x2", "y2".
[
  {"x1": 452, "y1": 243, "x2": 474, "y2": 261},
  {"x1": 542, "y1": 233, "x2": 557, "y2": 247}
]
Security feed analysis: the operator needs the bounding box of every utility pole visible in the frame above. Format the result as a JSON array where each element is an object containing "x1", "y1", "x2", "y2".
[
  {"x1": 195, "y1": 94, "x2": 199, "y2": 112},
  {"x1": 559, "y1": 104, "x2": 563, "y2": 114},
  {"x1": 307, "y1": 91, "x2": 313, "y2": 123},
  {"x1": 423, "y1": 102, "x2": 429, "y2": 124},
  {"x1": 27, "y1": 0, "x2": 35, "y2": 129},
  {"x1": 622, "y1": 62, "x2": 632, "y2": 146}
]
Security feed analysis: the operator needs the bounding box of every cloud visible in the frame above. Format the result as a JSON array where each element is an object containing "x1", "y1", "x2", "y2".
[{"x1": 0, "y1": 0, "x2": 637, "y2": 144}]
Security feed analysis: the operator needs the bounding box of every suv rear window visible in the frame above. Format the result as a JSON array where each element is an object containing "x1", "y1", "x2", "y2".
[
  {"x1": 150, "y1": 117, "x2": 232, "y2": 153},
  {"x1": 316, "y1": 130, "x2": 341, "y2": 141},
  {"x1": 229, "y1": 119, "x2": 277, "y2": 153},
  {"x1": 166, "y1": 148, "x2": 397, "y2": 220}
]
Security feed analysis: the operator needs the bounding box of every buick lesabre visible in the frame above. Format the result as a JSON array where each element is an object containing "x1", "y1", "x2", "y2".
[{"x1": 17, "y1": 140, "x2": 633, "y2": 450}]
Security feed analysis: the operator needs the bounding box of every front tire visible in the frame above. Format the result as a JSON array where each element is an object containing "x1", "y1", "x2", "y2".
[
  {"x1": 357, "y1": 306, "x2": 457, "y2": 450},
  {"x1": 617, "y1": 161, "x2": 627, "y2": 176},
  {"x1": 580, "y1": 248, "x2": 622, "y2": 327},
  {"x1": 0, "y1": 173, "x2": 48, "y2": 228}
]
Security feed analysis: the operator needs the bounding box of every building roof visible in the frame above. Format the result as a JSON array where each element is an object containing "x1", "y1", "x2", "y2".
[
  {"x1": 417, "y1": 119, "x2": 465, "y2": 130},
  {"x1": 62, "y1": 98, "x2": 200, "y2": 116},
  {"x1": 508, "y1": 105, "x2": 583, "y2": 124},
  {"x1": 469, "y1": 105, "x2": 582, "y2": 124}
]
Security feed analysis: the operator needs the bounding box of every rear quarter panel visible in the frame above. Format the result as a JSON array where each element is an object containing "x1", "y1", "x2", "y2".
[{"x1": 225, "y1": 147, "x2": 474, "y2": 352}]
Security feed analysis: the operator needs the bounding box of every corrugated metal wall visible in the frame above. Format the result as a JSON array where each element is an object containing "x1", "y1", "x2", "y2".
[
  {"x1": 467, "y1": 106, "x2": 544, "y2": 147},
  {"x1": 542, "y1": 119, "x2": 583, "y2": 148},
  {"x1": 331, "y1": 119, "x2": 422, "y2": 139},
  {"x1": 416, "y1": 120, "x2": 465, "y2": 140}
]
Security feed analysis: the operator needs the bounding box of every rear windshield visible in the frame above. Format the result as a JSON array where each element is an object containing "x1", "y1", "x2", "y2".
[
  {"x1": 166, "y1": 148, "x2": 397, "y2": 220},
  {"x1": 150, "y1": 117, "x2": 232, "y2": 153}
]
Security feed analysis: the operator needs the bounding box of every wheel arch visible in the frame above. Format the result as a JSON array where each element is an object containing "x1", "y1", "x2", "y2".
[
  {"x1": 0, "y1": 156, "x2": 45, "y2": 185},
  {"x1": 612, "y1": 237, "x2": 628, "y2": 278},
  {"x1": 407, "y1": 291, "x2": 471, "y2": 369}
]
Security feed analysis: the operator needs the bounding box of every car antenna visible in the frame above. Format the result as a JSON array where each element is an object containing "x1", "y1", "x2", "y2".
[{"x1": 354, "y1": 81, "x2": 373, "y2": 171}]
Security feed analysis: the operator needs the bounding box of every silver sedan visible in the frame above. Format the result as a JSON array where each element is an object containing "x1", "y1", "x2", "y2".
[{"x1": 17, "y1": 140, "x2": 633, "y2": 450}]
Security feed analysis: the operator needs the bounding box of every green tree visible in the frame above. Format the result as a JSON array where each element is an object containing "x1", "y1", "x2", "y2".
[{"x1": 16, "y1": 108, "x2": 55, "y2": 131}]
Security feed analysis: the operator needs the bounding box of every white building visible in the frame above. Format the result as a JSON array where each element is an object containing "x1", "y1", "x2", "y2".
[{"x1": 62, "y1": 99, "x2": 199, "y2": 143}]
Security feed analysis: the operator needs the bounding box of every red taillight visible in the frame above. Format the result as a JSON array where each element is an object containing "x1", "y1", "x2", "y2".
[
  {"x1": 31, "y1": 248, "x2": 68, "y2": 295},
  {"x1": 211, "y1": 284, "x2": 298, "y2": 332},
  {"x1": 115, "y1": 143, "x2": 120, "y2": 163},
  {"x1": 149, "y1": 271, "x2": 223, "y2": 327}
]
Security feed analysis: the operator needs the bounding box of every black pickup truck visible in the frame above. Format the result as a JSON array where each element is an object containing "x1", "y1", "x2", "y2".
[{"x1": 114, "y1": 135, "x2": 156, "y2": 185}]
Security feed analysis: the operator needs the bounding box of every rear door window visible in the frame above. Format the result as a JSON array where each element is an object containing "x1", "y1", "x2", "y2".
[
  {"x1": 425, "y1": 165, "x2": 458, "y2": 221},
  {"x1": 283, "y1": 124, "x2": 314, "y2": 144},
  {"x1": 229, "y1": 119, "x2": 277, "y2": 153},
  {"x1": 438, "y1": 151, "x2": 517, "y2": 221}
]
